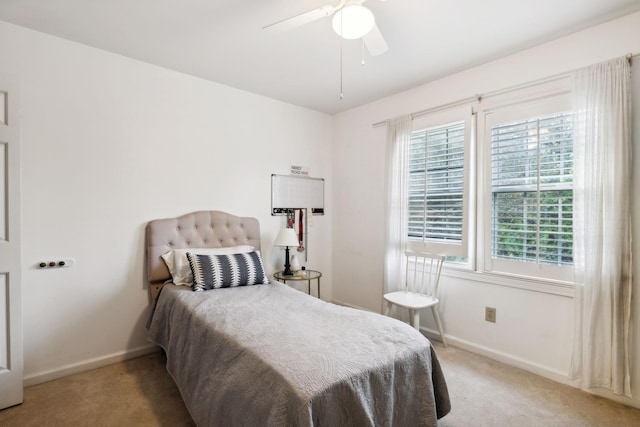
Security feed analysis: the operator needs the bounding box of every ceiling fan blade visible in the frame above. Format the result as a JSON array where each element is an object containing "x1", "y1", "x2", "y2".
[
  {"x1": 263, "y1": 5, "x2": 335, "y2": 32},
  {"x1": 363, "y1": 23, "x2": 388, "y2": 56}
]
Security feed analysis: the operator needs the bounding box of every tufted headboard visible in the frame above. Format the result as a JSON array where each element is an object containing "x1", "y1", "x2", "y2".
[{"x1": 146, "y1": 211, "x2": 261, "y2": 288}]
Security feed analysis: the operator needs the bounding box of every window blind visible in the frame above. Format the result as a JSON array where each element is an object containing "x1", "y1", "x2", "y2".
[
  {"x1": 409, "y1": 122, "x2": 465, "y2": 243},
  {"x1": 490, "y1": 112, "x2": 573, "y2": 266}
]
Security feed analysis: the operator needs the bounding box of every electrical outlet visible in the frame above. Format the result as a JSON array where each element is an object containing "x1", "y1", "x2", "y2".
[
  {"x1": 485, "y1": 307, "x2": 497, "y2": 323},
  {"x1": 36, "y1": 258, "x2": 75, "y2": 269}
]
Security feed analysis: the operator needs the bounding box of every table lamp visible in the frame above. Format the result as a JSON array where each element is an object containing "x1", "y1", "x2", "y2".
[{"x1": 274, "y1": 228, "x2": 300, "y2": 275}]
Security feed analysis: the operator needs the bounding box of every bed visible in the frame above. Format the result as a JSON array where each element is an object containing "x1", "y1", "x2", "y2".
[{"x1": 146, "y1": 210, "x2": 451, "y2": 426}]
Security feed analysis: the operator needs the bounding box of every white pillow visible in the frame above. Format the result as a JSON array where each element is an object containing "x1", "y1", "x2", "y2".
[{"x1": 161, "y1": 245, "x2": 254, "y2": 286}]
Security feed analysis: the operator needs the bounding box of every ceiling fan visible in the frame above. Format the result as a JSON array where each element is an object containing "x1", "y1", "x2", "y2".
[{"x1": 264, "y1": 0, "x2": 389, "y2": 56}]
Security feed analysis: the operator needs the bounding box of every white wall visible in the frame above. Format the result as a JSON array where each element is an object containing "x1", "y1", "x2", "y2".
[
  {"x1": 0, "y1": 21, "x2": 333, "y2": 384},
  {"x1": 332, "y1": 12, "x2": 640, "y2": 407}
]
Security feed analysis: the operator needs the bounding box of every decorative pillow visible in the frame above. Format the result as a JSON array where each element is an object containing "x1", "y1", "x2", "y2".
[
  {"x1": 161, "y1": 245, "x2": 254, "y2": 286},
  {"x1": 186, "y1": 251, "x2": 269, "y2": 292}
]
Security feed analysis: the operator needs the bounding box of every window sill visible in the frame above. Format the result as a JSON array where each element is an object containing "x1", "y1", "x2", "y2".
[{"x1": 442, "y1": 264, "x2": 575, "y2": 297}]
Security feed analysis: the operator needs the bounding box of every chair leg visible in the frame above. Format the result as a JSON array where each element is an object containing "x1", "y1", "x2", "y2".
[
  {"x1": 383, "y1": 301, "x2": 392, "y2": 316},
  {"x1": 410, "y1": 309, "x2": 420, "y2": 331},
  {"x1": 431, "y1": 306, "x2": 447, "y2": 347}
]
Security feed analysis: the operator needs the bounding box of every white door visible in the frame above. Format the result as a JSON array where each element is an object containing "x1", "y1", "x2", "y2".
[{"x1": 0, "y1": 73, "x2": 23, "y2": 409}]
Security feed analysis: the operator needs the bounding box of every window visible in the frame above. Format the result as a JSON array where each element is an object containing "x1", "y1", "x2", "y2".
[
  {"x1": 407, "y1": 109, "x2": 471, "y2": 257},
  {"x1": 401, "y1": 85, "x2": 574, "y2": 288},
  {"x1": 409, "y1": 123, "x2": 464, "y2": 241},
  {"x1": 490, "y1": 112, "x2": 573, "y2": 266},
  {"x1": 483, "y1": 95, "x2": 574, "y2": 282}
]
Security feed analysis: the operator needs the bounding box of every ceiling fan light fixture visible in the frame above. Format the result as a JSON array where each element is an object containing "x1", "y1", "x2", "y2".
[{"x1": 331, "y1": 5, "x2": 375, "y2": 39}]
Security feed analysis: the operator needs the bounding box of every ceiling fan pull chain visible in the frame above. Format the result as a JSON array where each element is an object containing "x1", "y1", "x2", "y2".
[
  {"x1": 339, "y1": 16, "x2": 344, "y2": 100},
  {"x1": 361, "y1": 39, "x2": 366, "y2": 66}
]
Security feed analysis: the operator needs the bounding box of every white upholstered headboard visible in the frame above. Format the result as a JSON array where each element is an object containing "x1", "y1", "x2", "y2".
[{"x1": 146, "y1": 210, "x2": 261, "y2": 286}]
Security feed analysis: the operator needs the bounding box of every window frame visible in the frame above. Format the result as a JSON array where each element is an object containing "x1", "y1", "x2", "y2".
[
  {"x1": 407, "y1": 107, "x2": 473, "y2": 258},
  {"x1": 479, "y1": 93, "x2": 574, "y2": 284},
  {"x1": 400, "y1": 78, "x2": 577, "y2": 295}
]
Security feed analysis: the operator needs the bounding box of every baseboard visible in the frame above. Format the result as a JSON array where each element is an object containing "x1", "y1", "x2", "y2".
[
  {"x1": 336, "y1": 300, "x2": 568, "y2": 382},
  {"x1": 420, "y1": 326, "x2": 640, "y2": 410},
  {"x1": 23, "y1": 344, "x2": 160, "y2": 387},
  {"x1": 22, "y1": 315, "x2": 640, "y2": 410},
  {"x1": 422, "y1": 327, "x2": 571, "y2": 384},
  {"x1": 331, "y1": 299, "x2": 378, "y2": 313}
]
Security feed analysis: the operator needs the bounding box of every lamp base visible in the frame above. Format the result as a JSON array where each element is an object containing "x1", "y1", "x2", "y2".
[{"x1": 283, "y1": 246, "x2": 292, "y2": 275}]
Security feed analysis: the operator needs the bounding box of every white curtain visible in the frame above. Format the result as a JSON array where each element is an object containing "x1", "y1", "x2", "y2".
[
  {"x1": 383, "y1": 115, "x2": 412, "y2": 297},
  {"x1": 570, "y1": 57, "x2": 633, "y2": 397}
]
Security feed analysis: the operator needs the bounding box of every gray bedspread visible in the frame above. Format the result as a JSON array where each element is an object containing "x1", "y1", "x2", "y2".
[{"x1": 147, "y1": 282, "x2": 450, "y2": 427}]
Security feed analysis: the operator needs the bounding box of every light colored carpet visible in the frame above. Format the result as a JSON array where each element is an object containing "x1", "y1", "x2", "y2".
[
  {"x1": 0, "y1": 352, "x2": 194, "y2": 427},
  {"x1": 435, "y1": 344, "x2": 640, "y2": 427},
  {"x1": 1, "y1": 344, "x2": 639, "y2": 426}
]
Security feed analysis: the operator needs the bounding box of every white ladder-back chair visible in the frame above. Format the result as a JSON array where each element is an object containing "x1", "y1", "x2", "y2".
[{"x1": 383, "y1": 250, "x2": 447, "y2": 346}]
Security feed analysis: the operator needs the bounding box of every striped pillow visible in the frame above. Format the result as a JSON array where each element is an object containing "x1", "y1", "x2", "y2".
[{"x1": 186, "y1": 251, "x2": 269, "y2": 292}]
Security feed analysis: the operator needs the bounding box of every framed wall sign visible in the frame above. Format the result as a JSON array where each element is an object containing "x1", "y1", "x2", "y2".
[{"x1": 271, "y1": 174, "x2": 324, "y2": 215}]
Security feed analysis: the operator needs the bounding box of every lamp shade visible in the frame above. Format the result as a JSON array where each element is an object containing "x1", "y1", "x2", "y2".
[
  {"x1": 274, "y1": 228, "x2": 299, "y2": 247},
  {"x1": 332, "y1": 5, "x2": 375, "y2": 39}
]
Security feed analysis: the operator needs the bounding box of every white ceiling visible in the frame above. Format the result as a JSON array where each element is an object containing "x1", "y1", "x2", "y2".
[{"x1": 1, "y1": 0, "x2": 639, "y2": 114}]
